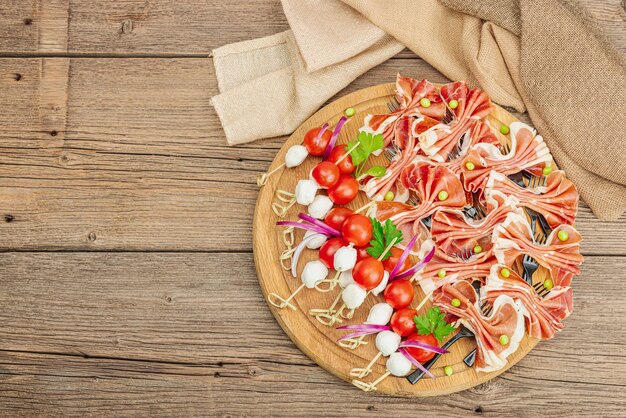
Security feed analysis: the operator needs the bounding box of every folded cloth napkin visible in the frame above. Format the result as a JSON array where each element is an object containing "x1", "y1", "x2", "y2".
[{"x1": 211, "y1": 0, "x2": 626, "y2": 221}]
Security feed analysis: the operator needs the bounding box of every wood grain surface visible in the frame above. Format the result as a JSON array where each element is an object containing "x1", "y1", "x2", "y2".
[{"x1": 0, "y1": 0, "x2": 624, "y2": 416}]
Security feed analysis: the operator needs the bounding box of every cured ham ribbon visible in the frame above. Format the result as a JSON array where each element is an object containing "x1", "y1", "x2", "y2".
[
  {"x1": 492, "y1": 211, "x2": 583, "y2": 286},
  {"x1": 433, "y1": 280, "x2": 527, "y2": 373},
  {"x1": 485, "y1": 170, "x2": 579, "y2": 229},
  {"x1": 481, "y1": 265, "x2": 573, "y2": 339},
  {"x1": 461, "y1": 122, "x2": 553, "y2": 192}
]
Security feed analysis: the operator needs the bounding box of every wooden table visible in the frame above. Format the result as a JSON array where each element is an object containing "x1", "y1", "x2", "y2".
[{"x1": 0, "y1": 1, "x2": 624, "y2": 416}]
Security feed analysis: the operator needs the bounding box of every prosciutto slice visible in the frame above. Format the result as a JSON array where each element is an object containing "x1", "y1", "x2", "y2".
[
  {"x1": 492, "y1": 211, "x2": 583, "y2": 286},
  {"x1": 485, "y1": 170, "x2": 579, "y2": 229},
  {"x1": 461, "y1": 122, "x2": 553, "y2": 192},
  {"x1": 481, "y1": 264, "x2": 573, "y2": 339},
  {"x1": 433, "y1": 280, "x2": 527, "y2": 373},
  {"x1": 419, "y1": 82, "x2": 494, "y2": 162}
]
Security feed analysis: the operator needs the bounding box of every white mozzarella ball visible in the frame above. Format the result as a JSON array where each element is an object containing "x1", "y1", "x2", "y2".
[
  {"x1": 307, "y1": 195, "x2": 333, "y2": 219},
  {"x1": 376, "y1": 331, "x2": 402, "y2": 356},
  {"x1": 304, "y1": 230, "x2": 327, "y2": 249},
  {"x1": 301, "y1": 260, "x2": 328, "y2": 288},
  {"x1": 387, "y1": 352, "x2": 412, "y2": 377},
  {"x1": 365, "y1": 303, "x2": 394, "y2": 326},
  {"x1": 371, "y1": 270, "x2": 389, "y2": 296},
  {"x1": 295, "y1": 179, "x2": 318, "y2": 205},
  {"x1": 333, "y1": 245, "x2": 357, "y2": 272},
  {"x1": 342, "y1": 283, "x2": 367, "y2": 309},
  {"x1": 285, "y1": 145, "x2": 308, "y2": 168},
  {"x1": 338, "y1": 269, "x2": 355, "y2": 288}
]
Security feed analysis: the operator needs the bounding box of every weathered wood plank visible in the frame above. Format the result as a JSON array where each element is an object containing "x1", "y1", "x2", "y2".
[
  {"x1": 0, "y1": 253, "x2": 623, "y2": 415},
  {"x1": 0, "y1": 57, "x2": 623, "y2": 253},
  {"x1": 0, "y1": 0, "x2": 623, "y2": 55}
]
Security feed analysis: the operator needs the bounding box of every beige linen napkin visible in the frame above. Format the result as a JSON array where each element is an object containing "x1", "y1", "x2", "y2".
[{"x1": 211, "y1": 0, "x2": 626, "y2": 220}]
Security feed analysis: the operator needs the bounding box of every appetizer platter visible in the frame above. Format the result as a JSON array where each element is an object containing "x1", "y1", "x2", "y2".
[{"x1": 253, "y1": 77, "x2": 582, "y2": 396}]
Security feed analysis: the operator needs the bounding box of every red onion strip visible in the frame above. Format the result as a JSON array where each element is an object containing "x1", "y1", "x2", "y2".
[
  {"x1": 298, "y1": 213, "x2": 341, "y2": 236},
  {"x1": 388, "y1": 234, "x2": 419, "y2": 281},
  {"x1": 276, "y1": 221, "x2": 331, "y2": 236},
  {"x1": 337, "y1": 330, "x2": 381, "y2": 342},
  {"x1": 395, "y1": 247, "x2": 436, "y2": 280},
  {"x1": 291, "y1": 233, "x2": 319, "y2": 278},
  {"x1": 399, "y1": 347, "x2": 435, "y2": 379},
  {"x1": 337, "y1": 324, "x2": 390, "y2": 331},
  {"x1": 322, "y1": 116, "x2": 348, "y2": 161},
  {"x1": 399, "y1": 340, "x2": 448, "y2": 354}
]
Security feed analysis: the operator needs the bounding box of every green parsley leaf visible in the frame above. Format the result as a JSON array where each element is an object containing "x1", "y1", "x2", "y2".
[
  {"x1": 366, "y1": 218, "x2": 403, "y2": 261},
  {"x1": 348, "y1": 131, "x2": 384, "y2": 176},
  {"x1": 413, "y1": 307, "x2": 457, "y2": 342},
  {"x1": 363, "y1": 165, "x2": 386, "y2": 178}
]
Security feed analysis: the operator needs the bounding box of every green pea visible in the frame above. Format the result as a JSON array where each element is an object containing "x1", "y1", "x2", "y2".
[
  {"x1": 543, "y1": 166, "x2": 553, "y2": 176},
  {"x1": 557, "y1": 230, "x2": 569, "y2": 242},
  {"x1": 420, "y1": 98, "x2": 431, "y2": 108},
  {"x1": 499, "y1": 334, "x2": 509, "y2": 345},
  {"x1": 451, "y1": 298, "x2": 461, "y2": 308},
  {"x1": 444, "y1": 365, "x2": 453, "y2": 376},
  {"x1": 448, "y1": 100, "x2": 458, "y2": 109},
  {"x1": 500, "y1": 125, "x2": 510, "y2": 135},
  {"x1": 384, "y1": 191, "x2": 395, "y2": 201},
  {"x1": 473, "y1": 245, "x2": 483, "y2": 254},
  {"x1": 437, "y1": 269, "x2": 446, "y2": 278},
  {"x1": 465, "y1": 161, "x2": 475, "y2": 171},
  {"x1": 344, "y1": 107, "x2": 356, "y2": 117},
  {"x1": 500, "y1": 268, "x2": 510, "y2": 278},
  {"x1": 543, "y1": 279, "x2": 554, "y2": 290},
  {"x1": 438, "y1": 190, "x2": 449, "y2": 201}
]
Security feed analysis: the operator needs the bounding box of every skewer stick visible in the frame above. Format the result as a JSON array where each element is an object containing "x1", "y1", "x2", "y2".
[
  {"x1": 352, "y1": 371, "x2": 391, "y2": 392},
  {"x1": 354, "y1": 200, "x2": 376, "y2": 214},
  {"x1": 272, "y1": 190, "x2": 296, "y2": 217},
  {"x1": 334, "y1": 141, "x2": 360, "y2": 165},
  {"x1": 314, "y1": 270, "x2": 340, "y2": 292},
  {"x1": 414, "y1": 290, "x2": 434, "y2": 313},
  {"x1": 257, "y1": 163, "x2": 286, "y2": 187},
  {"x1": 350, "y1": 351, "x2": 383, "y2": 378},
  {"x1": 337, "y1": 337, "x2": 368, "y2": 350},
  {"x1": 267, "y1": 283, "x2": 305, "y2": 311}
]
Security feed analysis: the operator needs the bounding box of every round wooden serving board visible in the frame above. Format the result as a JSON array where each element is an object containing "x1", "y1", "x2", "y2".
[{"x1": 253, "y1": 83, "x2": 545, "y2": 396}]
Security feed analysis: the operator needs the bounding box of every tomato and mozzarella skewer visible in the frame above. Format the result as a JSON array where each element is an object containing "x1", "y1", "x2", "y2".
[{"x1": 267, "y1": 259, "x2": 329, "y2": 310}]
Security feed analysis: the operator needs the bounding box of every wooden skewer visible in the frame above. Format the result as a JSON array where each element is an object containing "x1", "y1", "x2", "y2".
[
  {"x1": 267, "y1": 283, "x2": 305, "y2": 311},
  {"x1": 257, "y1": 163, "x2": 286, "y2": 187},
  {"x1": 352, "y1": 371, "x2": 391, "y2": 392},
  {"x1": 350, "y1": 351, "x2": 382, "y2": 378}
]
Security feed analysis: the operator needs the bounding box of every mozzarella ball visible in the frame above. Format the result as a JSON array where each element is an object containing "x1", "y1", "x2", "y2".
[
  {"x1": 376, "y1": 331, "x2": 402, "y2": 356},
  {"x1": 342, "y1": 283, "x2": 367, "y2": 309},
  {"x1": 295, "y1": 179, "x2": 318, "y2": 205},
  {"x1": 333, "y1": 245, "x2": 357, "y2": 272},
  {"x1": 338, "y1": 269, "x2": 356, "y2": 288},
  {"x1": 301, "y1": 260, "x2": 328, "y2": 288},
  {"x1": 307, "y1": 195, "x2": 333, "y2": 219},
  {"x1": 285, "y1": 145, "x2": 308, "y2": 168},
  {"x1": 304, "y1": 230, "x2": 327, "y2": 249},
  {"x1": 365, "y1": 303, "x2": 394, "y2": 326},
  {"x1": 387, "y1": 352, "x2": 412, "y2": 377},
  {"x1": 371, "y1": 271, "x2": 389, "y2": 296}
]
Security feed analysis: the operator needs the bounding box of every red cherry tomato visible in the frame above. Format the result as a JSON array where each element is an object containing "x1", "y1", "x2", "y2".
[
  {"x1": 311, "y1": 161, "x2": 340, "y2": 188},
  {"x1": 327, "y1": 145, "x2": 356, "y2": 174},
  {"x1": 405, "y1": 332, "x2": 438, "y2": 363},
  {"x1": 382, "y1": 247, "x2": 412, "y2": 274},
  {"x1": 324, "y1": 207, "x2": 353, "y2": 231},
  {"x1": 355, "y1": 246, "x2": 370, "y2": 261},
  {"x1": 319, "y1": 237, "x2": 348, "y2": 269},
  {"x1": 390, "y1": 308, "x2": 417, "y2": 337},
  {"x1": 303, "y1": 127, "x2": 333, "y2": 156},
  {"x1": 328, "y1": 175, "x2": 358, "y2": 205},
  {"x1": 383, "y1": 279, "x2": 414, "y2": 310},
  {"x1": 341, "y1": 214, "x2": 373, "y2": 247},
  {"x1": 352, "y1": 257, "x2": 384, "y2": 290}
]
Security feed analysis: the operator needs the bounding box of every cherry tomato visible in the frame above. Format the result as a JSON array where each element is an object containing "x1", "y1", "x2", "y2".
[
  {"x1": 390, "y1": 308, "x2": 417, "y2": 337},
  {"x1": 405, "y1": 332, "x2": 438, "y2": 363},
  {"x1": 355, "y1": 246, "x2": 370, "y2": 261},
  {"x1": 327, "y1": 145, "x2": 356, "y2": 174},
  {"x1": 303, "y1": 126, "x2": 333, "y2": 156},
  {"x1": 319, "y1": 237, "x2": 348, "y2": 269},
  {"x1": 382, "y1": 247, "x2": 412, "y2": 274},
  {"x1": 352, "y1": 257, "x2": 384, "y2": 290},
  {"x1": 324, "y1": 207, "x2": 353, "y2": 231},
  {"x1": 341, "y1": 214, "x2": 373, "y2": 247},
  {"x1": 328, "y1": 175, "x2": 358, "y2": 205},
  {"x1": 311, "y1": 161, "x2": 340, "y2": 188},
  {"x1": 383, "y1": 279, "x2": 414, "y2": 310}
]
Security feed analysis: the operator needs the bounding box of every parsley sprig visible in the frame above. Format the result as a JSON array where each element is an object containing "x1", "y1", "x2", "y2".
[
  {"x1": 366, "y1": 218, "x2": 403, "y2": 261},
  {"x1": 413, "y1": 307, "x2": 456, "y2": 342},
  {"x1": 346, "y1": 131, "x2": 386, "y2": 177}
]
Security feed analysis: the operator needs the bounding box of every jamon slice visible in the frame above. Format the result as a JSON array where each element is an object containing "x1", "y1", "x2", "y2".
[
  {"x1": 461, "y1": 122, "x2": 553, "y2": 192},
  {"x1": 431, "y1": 190, "x2": 518, "y2": 254},
  {"x1": 419, "y1": 82, "x2": 494, "y2": 162},
  {"x1": 375, "y1": 162, "x2": 467, "y2": 232},
  {"x1": 433, "y1": 281, "x2": 527, "y2": 373},
  {"x1": 485, "y1": 170, "x2": 579, "y2": 229},
  {"x1": 362, "y1": 77, "x2": 444, "y2": 148},
  {"x1": 482, "y1": 265, "x2": 573, "y2": 339},
  {"x1": 492, "y1": 211, "x2": 583, "y2": 286}
]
